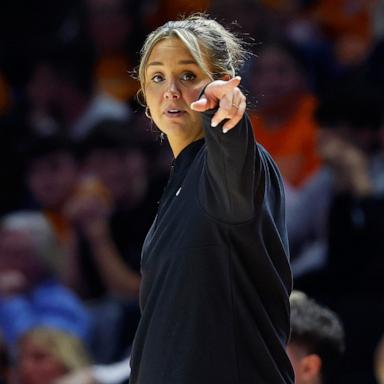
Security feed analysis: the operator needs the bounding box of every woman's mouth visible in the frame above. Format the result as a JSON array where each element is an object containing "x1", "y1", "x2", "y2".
[{"x1": 165, "y1": 109, "x2": 185, "y2": 117}]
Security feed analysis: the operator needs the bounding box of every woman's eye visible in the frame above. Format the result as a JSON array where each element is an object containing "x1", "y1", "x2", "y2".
[
  {"x1": 181, "y1": 72, "x2": 196, "y2": 81},
  {"x1": 151, "y1": 74, "x2": 164, "y2": 83}
]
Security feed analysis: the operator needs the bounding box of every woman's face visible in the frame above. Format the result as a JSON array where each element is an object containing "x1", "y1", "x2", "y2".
[{"x1": 144, "y1": 37, "x2": 211, "y2": 146}]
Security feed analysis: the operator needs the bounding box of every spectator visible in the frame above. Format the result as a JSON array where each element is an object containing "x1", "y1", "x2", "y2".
[
  {"x1": 83, "y1": 0, "x2": 141, "y2": 105},
  {"x1": 310, "y1": 0, "x2": 375, "y2": 69},
  {"x1": 21, "y1": 129, "x2": 148, "y2": 363},
  {"x1": 23, "y1": 134, "x2": 80, "y2": 279},
  {"x1": 287, "y1": 79, "x2": 384, "y2": 284},
  {"x1": 68, "y1": 119, "x2": 159, "y2": 301},
  {"x1": 248, "y1": 39, "x2": 321, "y2": 188},
  {"x1": 287, "y1": 79, "x2": 384, "y2": 383},
  {"x1": 63, "y1": 119, "x2": 161, "y2": 362},
  {"x1": 288, "y1": 290, "x2": 345, "y2": 384},
  {"x1": 20, "y1": 46, "x2": 132, "y2": 140},
  {"x1": 0, "y1": 211, "x2": 91, "y2": 350},
  {"x1": 23, "y1": 57, "x2": 63, "y2": 137},
  {"x1": 15, "y1": 327, "x2": 90, "y2": 384}
]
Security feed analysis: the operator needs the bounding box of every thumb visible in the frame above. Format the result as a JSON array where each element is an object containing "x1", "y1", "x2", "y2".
[{"x1": 190, "y1": 96, "x2": 210, "y2": 111}]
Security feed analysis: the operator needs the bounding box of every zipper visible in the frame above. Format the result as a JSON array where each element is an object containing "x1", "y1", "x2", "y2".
[{"x1": 155, "y1": 161, "x2": 176, "y2": 228}]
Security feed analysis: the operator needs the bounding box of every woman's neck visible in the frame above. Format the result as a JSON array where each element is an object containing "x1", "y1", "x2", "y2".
[{"x1": 169, "y1": 131, "x2": 205, "y2": 158}]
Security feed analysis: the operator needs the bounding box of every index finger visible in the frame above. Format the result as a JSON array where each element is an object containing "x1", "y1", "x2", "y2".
[{"x1": 204, "y1": 76, "x2": 242, "y2": 100}]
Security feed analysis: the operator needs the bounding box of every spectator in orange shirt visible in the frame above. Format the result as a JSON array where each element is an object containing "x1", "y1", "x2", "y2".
[
  {"x1": 248, "y1": 39, "x2": 321, "y2": 188},
  {"x1": 310, "y1": 0, "x2": 375, "y2": 68}
]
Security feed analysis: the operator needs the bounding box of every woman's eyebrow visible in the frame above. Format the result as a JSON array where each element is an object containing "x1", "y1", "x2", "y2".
[
  {"x1": 147, "y1": 61, "x2": 162, "y2": 67},
  {"x1": 178, "y1": 60, "x2": 197, "y2": 65},
  {"x1": 147, "y1": 59, "x2": 197, "y2": 67}
]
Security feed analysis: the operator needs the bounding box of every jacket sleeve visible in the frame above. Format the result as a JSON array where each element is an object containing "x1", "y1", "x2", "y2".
[{"x1": 198, "y1": 110, "x2": 258, "y2": 223}]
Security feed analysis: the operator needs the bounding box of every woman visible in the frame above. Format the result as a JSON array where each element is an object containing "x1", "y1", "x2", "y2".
[{"x1": 130, "y1": 14, "x2": 294, "y2": 384}]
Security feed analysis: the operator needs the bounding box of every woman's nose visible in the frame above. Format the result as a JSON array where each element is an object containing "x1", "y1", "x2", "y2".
[{"x1": 164, "y1": 82, "x2": 181, "y2": 99}]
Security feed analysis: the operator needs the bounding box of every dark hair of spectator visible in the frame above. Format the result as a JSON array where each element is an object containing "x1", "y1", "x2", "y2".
[
  {"x1": 290, "y1": 291, "x2": 345, "y2": 383},
  {"x1": 22, "y1": 134, "x2": 77, "y2": 163},
  {"x1": 77, "y1": 119, "x2": 146, "y2": 158}
]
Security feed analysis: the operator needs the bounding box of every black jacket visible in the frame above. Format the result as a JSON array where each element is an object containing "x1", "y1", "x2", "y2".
[{"x1": 130, "y1": 111, "x2": 294, "y2": 384}]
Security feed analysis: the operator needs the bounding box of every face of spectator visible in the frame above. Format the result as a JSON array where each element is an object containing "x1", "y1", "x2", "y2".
[
  {"x1": 0, "y1": 229, "x2": 46, "y2": 293},
  {"x1": 86, "y1": 0, "x2": 132, "y2": 53},
  {"x1": 27, "y1": 152, "x2": 78, "y2": 210},
  {"x1": 251, "y1": 46, "x2": 305, "y2": 110},
  {"x1": 83, "y1": 148, "x2": 148, "y2": 204},
  {"x1": 286, "y1": 343, "x2": 322, "y2": 384},
  {"x1": 17, "y1": 337, "x2": 67, "y2": 384}
]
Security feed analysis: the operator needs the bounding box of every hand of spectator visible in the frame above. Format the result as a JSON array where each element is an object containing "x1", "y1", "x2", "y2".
[
  {"x1": 318, "y1": 130, "x2": 372, "y2": 196},
  {"x1": 64, "y1": 176, "x2": 113, "y2": 240}
]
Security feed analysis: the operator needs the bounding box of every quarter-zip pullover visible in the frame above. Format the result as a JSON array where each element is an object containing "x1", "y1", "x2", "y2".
[{"x1": 130, "y1": 110, "x2": 294, "y2": 384}]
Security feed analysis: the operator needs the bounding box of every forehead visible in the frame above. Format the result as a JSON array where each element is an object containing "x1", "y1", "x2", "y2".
[{"x1": 146, "y1": 37, "x2": 198, "y2": 68}]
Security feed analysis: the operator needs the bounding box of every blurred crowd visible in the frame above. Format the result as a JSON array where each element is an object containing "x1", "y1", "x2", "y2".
[{"x1": 0, "y1": 0, "x2": 384, "y2": 383}]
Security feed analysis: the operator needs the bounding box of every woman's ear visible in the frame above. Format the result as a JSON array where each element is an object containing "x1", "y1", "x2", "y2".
[{"x1": 222, "y1": 74, "x2": 231, "y2": 81}]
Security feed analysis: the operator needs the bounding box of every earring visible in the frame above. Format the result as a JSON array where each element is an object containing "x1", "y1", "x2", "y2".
[
  {"x1": 160, "y1": 132, "x2": 165, "y2": 143},
  {"x1": 145, "y1": 106, "x2": 151, "y2": 119}
]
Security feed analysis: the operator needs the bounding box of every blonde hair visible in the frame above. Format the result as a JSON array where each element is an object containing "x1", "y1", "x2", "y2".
[
  {"x1": 137, "y1": 13, "x2": 249, "y2": 104},
  {"x1": 19, "y1": 327, "x2": 90, "y2": 372},
  {"x1": 0, "y1": 211, "x2": 63, "y2": 276}
]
